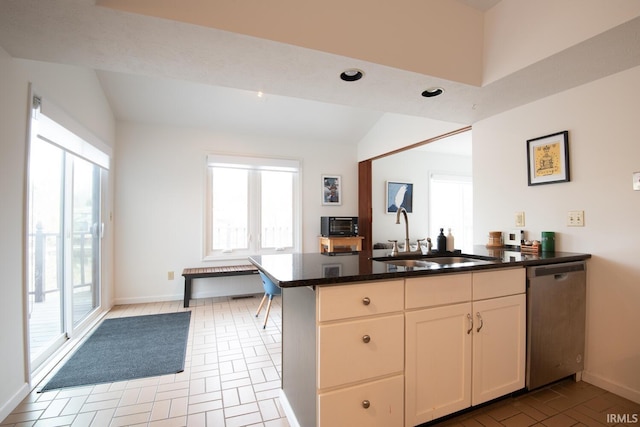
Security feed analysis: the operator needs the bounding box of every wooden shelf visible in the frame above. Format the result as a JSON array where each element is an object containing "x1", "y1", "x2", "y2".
[{"x1": 319, "y1": 236, "x2": 364, "y2": 254}]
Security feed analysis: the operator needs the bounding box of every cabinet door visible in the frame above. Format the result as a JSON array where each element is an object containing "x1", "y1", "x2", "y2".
[
  {"x1": 472, "y1": 293, "x2": 526, "y2": 405},
  {"x1": 405, "y1": 303, "x2": 472, "y2": 426},
  {"x1": 318, "y1": 374, "x2": 404, "y2": 427},
  {"x1": 318, "y1": 314, "x2": 404, "y2": 389}
]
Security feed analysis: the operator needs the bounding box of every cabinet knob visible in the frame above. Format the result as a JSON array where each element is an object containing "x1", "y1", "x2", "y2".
[
  {"x1": 362, "y1": 335, "x2": 371, "y2": 344},
  {"x1": 362, "y1": 297, "x2": 371, "y2": 306},
  {"x1": 362, "y1": 400, "x2": 370, "y2": 409}
]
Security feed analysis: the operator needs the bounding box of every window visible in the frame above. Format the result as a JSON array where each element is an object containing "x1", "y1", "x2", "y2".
[
  {"x1": 429, "y1": 173, "x2": 473, "y2": 252},
  {"x1": 205, "y1": 154, "x2": 300, "y2": 258}
]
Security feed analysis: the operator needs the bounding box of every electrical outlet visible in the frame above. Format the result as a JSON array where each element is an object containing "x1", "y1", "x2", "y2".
[
  {"x1": 567, "y1": 210, "x2": 584, "y2": 227},
  {"x1": 168, "y1": 271, "x2": 175, "y2": 280},
  {"x1": 515, "y1": 211, "x2": 525, "y2": 227}
]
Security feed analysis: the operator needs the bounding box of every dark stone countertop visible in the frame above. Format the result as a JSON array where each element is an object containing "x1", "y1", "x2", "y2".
[{"x1": 249, "y1": 246, "x2": 591, "y2": 288}]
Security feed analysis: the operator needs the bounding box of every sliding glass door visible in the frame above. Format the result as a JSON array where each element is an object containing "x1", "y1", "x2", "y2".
[
  {"x1": 70, "y1": 155, "x2": 101, "y2": 327},
  {"x1": 27, "y1": 138, "x2": 66, "y2": 367},
  {"x1": 27, "y1": 96, "x2": 107, "y2": 371}
]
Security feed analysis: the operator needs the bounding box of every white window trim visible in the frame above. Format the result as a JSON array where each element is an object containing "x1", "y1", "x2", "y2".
[{"x1": 203, "y1": 154, "x2": 302, "y2": 261}]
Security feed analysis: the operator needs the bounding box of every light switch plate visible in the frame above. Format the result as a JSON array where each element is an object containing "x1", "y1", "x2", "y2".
[
  {"x1": 515, "y1": 211, "x2": 525, "y2": 227},
  {"x1": 567, "y1": 210, "x2": 584, "y2": 227},
  {"x1": 634, "y1": 172, "x2": 640, "y2": 191}
]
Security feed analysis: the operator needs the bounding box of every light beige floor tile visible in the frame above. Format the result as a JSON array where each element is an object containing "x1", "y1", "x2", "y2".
[
  {"x1": 113, "y1": 402, "x2": 153, "y2": 417},
  {"x1": 148, "y1": 416, "x2": 187, "y2": 427},
  {"x1": 187, "y1": 399, "x2": 223, "y2": 415},
  {"x1": 168, "y1": 397, "x2": 188, "y2": 418},
  {"x1": 70, "y1": 412, "x2": 95, "y2": 427},
  {"x1": 33, "y1": 414, "x2": 76, "y2": 427},
  {"x1": 89, "y1": 408, "x2": 116, "y2": 427},
  {"x1": 80, "y1": 398, "x2": 120, "y2": 413},
  {"x1": 225, "y1": 411, "x2": 263, "y2": 427},
  {"x1": 203, "y1": 409, "x2": 224, "y2": 426},
  {"x1": 258, "y1": 399, "x2": 280, "y2": 421},
  {"x1": 188, "y1": 391, "x2": 222, "y2": 406},
  {"x1": 149, "y1": 400, "x2": 170, "y2": 421},
  {"x1": 109, "y1": 411, "x2": 150, "y2": 427}
]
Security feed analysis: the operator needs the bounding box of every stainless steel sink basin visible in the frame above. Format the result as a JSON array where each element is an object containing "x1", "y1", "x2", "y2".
[
  {"x1": 372, "y1": 254, "x2": 496, "y2": 269},
  {"x1": 426, "y1": 256, "x2": 494, "y2": 266},
  {"x1": 381, "y1": 259, "x2": 440, "y2": 268}
]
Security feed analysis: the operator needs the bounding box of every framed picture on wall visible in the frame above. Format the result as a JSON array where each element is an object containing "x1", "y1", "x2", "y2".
[
  {"x1": 322, "y1": 175, "x2": 341, "y2": 205},
  {"x1": 386, "y1": 181, "x2": 413, "y2": 213},
  {"x1": 526, "y1": 131, "x2": 570, "y2": 186}
]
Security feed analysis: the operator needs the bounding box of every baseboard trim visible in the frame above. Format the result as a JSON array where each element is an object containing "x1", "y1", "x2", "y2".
[
  {"x1": 582, "y1": 371, "x2": 640, "y2": 404},
  {"x1": 0, "y1": 382, "x2": 29, "y2": 423},
  {"x1": 279, "y1": 389, "x2": 301, "y2": 427}
]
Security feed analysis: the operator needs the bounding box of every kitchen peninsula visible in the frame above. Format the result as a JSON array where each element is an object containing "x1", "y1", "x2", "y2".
[{"x1": 249, "y1": 248, "x2": 591, "y2": 427}]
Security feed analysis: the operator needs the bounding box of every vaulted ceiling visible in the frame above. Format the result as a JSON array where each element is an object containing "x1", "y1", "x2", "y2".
[{"x1": 1, "y1": 1, "x2": 639, "y2": 147}]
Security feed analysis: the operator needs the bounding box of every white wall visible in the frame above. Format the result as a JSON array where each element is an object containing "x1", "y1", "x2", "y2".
[
  {"x1": 0, "y1": 46, "x2": 31, "y2": 421},
  {"x1": 473, "y1": 65, "x2": 640, "y2": 402},
  {"x1": 372, "y1": 149, "x2": 472, "y2": 246},
  {"x1": 357, "y1": 113, "x2": 463, "y2": 161},
  {"x1": 113, "y1": 122, "x2": 359, "y2": 304},
  {"x1": 0, "y1": 52, "x2": 115, "y2": 420}
]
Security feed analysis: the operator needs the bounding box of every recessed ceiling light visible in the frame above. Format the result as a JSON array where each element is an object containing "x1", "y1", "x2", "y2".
[
  {"x1": 422, "y1": 87, "x2": 444, "y2": 97},
  {"x1": 340, "y1": 69, "x2": 364, "y2": 82}
]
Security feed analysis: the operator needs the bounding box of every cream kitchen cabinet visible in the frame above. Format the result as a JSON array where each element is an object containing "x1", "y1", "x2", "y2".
[
  {"x1": 471, "y1": 268, "x2": 526, "y2": 406},
  {"x1": 404, "y1": 268, "x2": 525, "y2": 427},
  {"x1": 316, "y1": 279, "x2": 405, "y2": 427}
]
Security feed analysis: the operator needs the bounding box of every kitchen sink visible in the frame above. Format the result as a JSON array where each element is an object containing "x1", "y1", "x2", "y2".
[
  {"x1": 371, "y1": 254, "x2": 496, "y2": 269},
  {"x1": 381, "y1": 259, "x2": 440, "y2": 268},
  {"x1": 427, "y1": 256, "x2": 494, "y2": 265}
]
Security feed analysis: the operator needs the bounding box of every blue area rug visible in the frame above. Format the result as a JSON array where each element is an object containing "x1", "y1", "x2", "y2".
[{"x1": 41, "y1": 311, "x2": 191, "y2": 391}]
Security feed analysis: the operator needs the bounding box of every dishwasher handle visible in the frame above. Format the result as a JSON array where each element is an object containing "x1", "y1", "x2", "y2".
[{"x1": 527, "y1": 261, "x2": 585, "y2": 278}]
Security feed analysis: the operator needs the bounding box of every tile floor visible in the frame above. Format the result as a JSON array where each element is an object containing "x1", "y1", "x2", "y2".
[
  {"x1": 435, "y1": 379, "x2": 640, "y2": 427},
  {"x1": 3, "y1": 294, "x2": 639, "y2": 427},
  {"x1": 2, "y1": 294, "x2": 288, "y2": 427}
]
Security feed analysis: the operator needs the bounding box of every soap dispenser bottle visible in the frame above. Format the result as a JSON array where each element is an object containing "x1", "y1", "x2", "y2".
[
  {"x1": 446, "y1": 228, "x2": 455, "y2": 252},
  {"x1": 437, "y1": 228, "x2": 447, "y2": 253}
]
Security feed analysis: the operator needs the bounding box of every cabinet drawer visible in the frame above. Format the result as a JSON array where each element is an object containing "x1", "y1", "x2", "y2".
[
  {"x1": 318, "y1": 314, "x2": 404, "y2": 389},
  {"x1": 405, "y1": 273, "x2": 472, "y2": 309},
  {"x1": 318, "y1": 374, "x2": 404, "y2": 427},
  {"x1": 317, "y1": 280, "x2": 404, "y2": 322},
  {"x1": 473, "y1": 268, "x2": 525, "y2": 300}
]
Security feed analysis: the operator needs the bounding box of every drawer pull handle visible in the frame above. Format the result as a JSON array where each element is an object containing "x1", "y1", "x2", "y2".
[
  {"x1": 476, "y1": 312, "x2": 484, "y2": 333},
  {"x1": 362, "y1": 400, "x2": 370, "y2": 409},
  {"x1": 362, "y1": 297, "x2": 371, "y2": 306},
  {"x1": 466, "y1": 313, "x2": 473, "y2": 335},
  {"x1": 362, "y1": 335, "x2": 371, "y2": 343}
]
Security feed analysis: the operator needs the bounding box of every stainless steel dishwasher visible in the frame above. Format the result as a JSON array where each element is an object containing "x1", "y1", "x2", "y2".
[{"x1": 526, "y1": 261, "x2": 586, "y2": 390}]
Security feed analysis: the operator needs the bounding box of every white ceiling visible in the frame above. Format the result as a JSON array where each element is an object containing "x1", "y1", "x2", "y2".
[{"x1": 1, "y1": 1, "x2": 639, "y2": 153}]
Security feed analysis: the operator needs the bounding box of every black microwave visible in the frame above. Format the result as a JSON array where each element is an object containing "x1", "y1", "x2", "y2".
[{"x1": 321, "y1": 216, "x2": 359, "y2": 237}]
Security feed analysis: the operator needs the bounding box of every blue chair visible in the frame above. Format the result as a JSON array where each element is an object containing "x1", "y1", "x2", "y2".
[{"x1": 255, "y1": 271, "x2": 282, "y2": 329}]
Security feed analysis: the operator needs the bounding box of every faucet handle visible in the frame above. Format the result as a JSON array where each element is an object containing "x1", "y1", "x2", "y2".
[
  {"x1": 388, "y1": 239, "x2": 399, "y2": 256},
  {"x1": 416, "y1": 238, "x2": 425, "y2": 254}
]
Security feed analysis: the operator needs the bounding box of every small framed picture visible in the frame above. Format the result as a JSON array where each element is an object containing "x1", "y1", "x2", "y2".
[
  {"x1": 322, "y1": 175, "x2": 341, "y2": 205},
  {"x1": 527, "y1": 131, "x2": 570, "y2": 186},
  {"x1": 386, "y1": 181, "x2": 413, "y2": 213}
]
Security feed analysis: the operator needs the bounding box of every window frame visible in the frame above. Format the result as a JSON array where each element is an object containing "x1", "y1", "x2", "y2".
[{"x1": 203, "y1": 154, "x2": 301, "y2": 260}]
